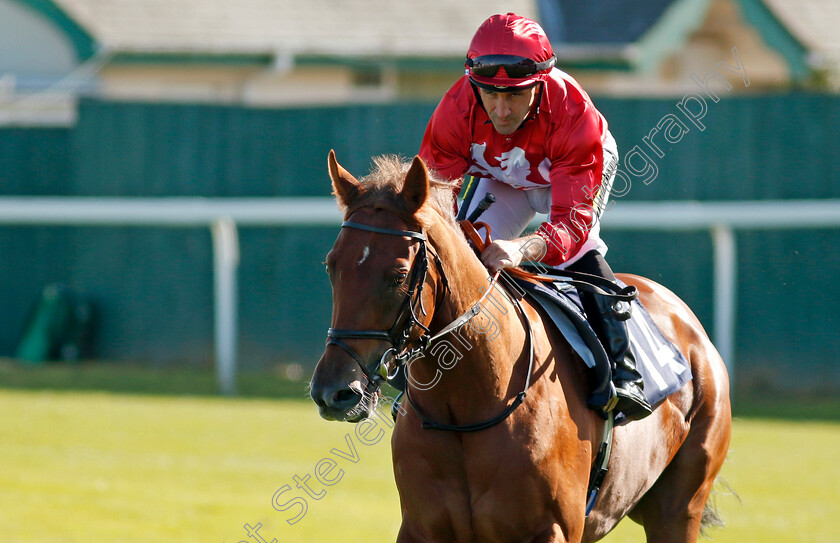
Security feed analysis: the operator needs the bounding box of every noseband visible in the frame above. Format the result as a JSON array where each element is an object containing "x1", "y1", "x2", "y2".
[{"x1": 326, "y1": 220, "x2": 446, "y2": 391}]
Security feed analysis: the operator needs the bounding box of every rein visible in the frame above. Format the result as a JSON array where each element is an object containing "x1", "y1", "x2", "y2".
[
  {"x1": 460, "y1": 220, "x2": 638, "y2": 302},
  {"x1": 404, "y1": 284, "x2": 536, "y2": 432}
]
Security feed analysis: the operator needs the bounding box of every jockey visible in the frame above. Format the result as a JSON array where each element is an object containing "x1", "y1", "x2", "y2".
[{"x1": 419, "y1": 12, "x2": 652, "y2": 420}]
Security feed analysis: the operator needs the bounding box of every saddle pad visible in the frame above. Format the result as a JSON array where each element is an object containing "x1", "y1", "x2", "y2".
[{"x1": 512, "y1": 277, "x2": 692, "y2": 419}]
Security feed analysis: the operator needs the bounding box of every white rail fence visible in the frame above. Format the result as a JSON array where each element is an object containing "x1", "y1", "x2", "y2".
[{"x1": 2, "y1": 197, "x2": 839, "y2": 394}]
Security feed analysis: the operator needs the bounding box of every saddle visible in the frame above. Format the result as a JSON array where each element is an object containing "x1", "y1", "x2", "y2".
[{"x1": 510, "y1": 272, "x2": 692, "y2": 424}]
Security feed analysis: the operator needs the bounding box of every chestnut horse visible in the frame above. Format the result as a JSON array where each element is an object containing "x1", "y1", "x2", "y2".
[{"x1": 310, "y1": 151, "x2": 731, "y2": 543}]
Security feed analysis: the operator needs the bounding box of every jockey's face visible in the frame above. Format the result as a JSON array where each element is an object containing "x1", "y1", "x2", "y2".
[{"x1": 478, "y1": 86, "x2": 538, "y2": 135}]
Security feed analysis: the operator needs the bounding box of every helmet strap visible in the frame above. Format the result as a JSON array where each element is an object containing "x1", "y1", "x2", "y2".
[{"x1": 532, "y1": 80, "x2": 545, "y2": 117}]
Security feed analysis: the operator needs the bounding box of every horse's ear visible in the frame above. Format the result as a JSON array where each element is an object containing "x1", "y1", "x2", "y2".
[
  {"x1": 328, "y1": 150, "x2": 361, "y2": 207},
  {"x1": 401, "y1": 156, "x2": 429, "y2": 213}
]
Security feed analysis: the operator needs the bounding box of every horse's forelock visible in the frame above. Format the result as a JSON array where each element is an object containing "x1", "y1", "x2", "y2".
[{"x1": 346, "y1": 155, "x2": 460, "y2": 230}]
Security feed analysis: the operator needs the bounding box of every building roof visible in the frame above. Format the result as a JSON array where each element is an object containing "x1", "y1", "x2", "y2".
[
  {"x1": 763, "y1": 0, "x2": 840, "y2": 54},
  {"x1": 761, "y1": 0, "x2": 840, "y2": 73},
  {"x1": 539, "y1": 0, "x2": 716, "y2": 71},
  {"x1": 14, "y1": 0, "x2": 835, "y2": 85},
  {"x1": 546, "y1": 0, "x2": 677, "y2": 44},
  {"x1": 49, "y1": 0, "x2": 537, "y2": 59},
  {"x1": 542, "y1": 0, "x2": 837, "y2": 83}
]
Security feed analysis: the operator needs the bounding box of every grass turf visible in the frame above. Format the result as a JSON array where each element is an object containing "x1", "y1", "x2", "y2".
[{"x1": 1, "y1": 360, "x2": 838, "y2": 542}]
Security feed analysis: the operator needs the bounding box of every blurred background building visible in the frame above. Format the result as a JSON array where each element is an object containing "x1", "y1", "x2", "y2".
[
  {"x1": 2, "y1": 0, "x2": 838, "y2": 119},
  {"x1": 1, "y1": 0, "x2": 838, "y2": 393}
]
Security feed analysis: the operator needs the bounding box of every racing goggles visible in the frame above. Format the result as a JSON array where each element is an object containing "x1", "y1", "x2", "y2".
[{"x1": 466, "y1": 54, "x2": 556, "y2": 79}]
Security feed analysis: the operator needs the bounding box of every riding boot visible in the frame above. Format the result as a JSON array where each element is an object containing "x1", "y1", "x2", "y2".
[{"x1": 591, "y1": 294, "x2": 652, "y2": 421}]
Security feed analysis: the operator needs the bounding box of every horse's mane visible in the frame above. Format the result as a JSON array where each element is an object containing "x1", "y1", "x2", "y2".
[{"x1": 343, "y1": 155, "x2": 461, "y2": 232}]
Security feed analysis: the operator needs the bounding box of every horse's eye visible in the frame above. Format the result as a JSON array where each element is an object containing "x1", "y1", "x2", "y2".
[{"x1": 392, "y1": 270, "x2": 409, "y2": 286}]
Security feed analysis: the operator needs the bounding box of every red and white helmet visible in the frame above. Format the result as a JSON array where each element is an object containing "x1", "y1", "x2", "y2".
[{"x1": 466, "y1": 13, "x2": 556, "y2": 91}]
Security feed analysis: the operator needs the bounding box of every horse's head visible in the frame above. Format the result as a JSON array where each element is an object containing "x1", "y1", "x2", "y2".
[{"x1": 310, "y1": 151, "x2": 442, "y2": 422}]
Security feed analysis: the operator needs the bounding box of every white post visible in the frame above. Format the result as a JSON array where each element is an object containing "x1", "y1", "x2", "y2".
[
  {"x1": 711, "y1": 225, "x2": 737, "y2": 389},
  {"x1": 211, "y1": 218, "x2": 239, "y2": 395}
]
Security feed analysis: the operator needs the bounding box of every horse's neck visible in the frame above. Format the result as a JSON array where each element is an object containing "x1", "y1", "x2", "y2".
[
  {"x1": 419, "y1": 219, "x2": 529, "y2": 409},
  {"x1": 426, "y1": 219, "x2": 493, "y2": 319}
]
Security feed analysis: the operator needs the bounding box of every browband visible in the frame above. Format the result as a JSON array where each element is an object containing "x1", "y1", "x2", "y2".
[{"x1": 342, "y1": 221, "x2": 426, "y2": 241}]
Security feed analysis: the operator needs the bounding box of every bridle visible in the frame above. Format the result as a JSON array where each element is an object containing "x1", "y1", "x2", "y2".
[
  {"x1": 325, "y1": 220, "x2": 445, "y2": 394},
  {"x1": 325, "y1": 217, "x2": 537, "y2": 432}
]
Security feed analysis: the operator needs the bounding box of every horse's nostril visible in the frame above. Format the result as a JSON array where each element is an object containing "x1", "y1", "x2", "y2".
[
  {"x1": 311, "y1": 382, "x2": 362, "y2": 416},
  {"x1": 333, "y1": 389, "x2": 360, "y2": 406}
]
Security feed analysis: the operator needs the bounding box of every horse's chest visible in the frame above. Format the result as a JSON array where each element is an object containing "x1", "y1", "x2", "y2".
[
  {"x1": 401, "y1": 452, "x2": 556, "y2": 541},
  {"x1": 394, "y1": 407, "x2": 584, "y2": 540}
]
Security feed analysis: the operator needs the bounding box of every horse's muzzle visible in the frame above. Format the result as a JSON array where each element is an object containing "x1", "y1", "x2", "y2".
[{"x1": 310, "y1": 379, "x2": 369, "y2": 422}]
